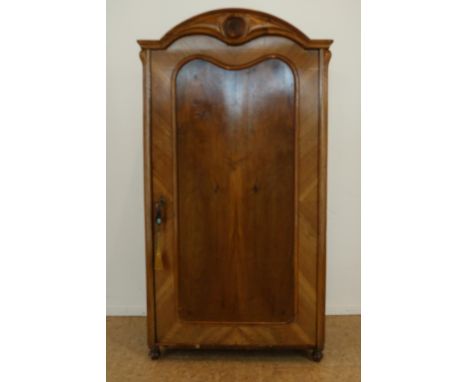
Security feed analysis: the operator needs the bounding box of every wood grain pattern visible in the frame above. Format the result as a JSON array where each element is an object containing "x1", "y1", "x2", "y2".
[
  {"x1": 176, "y1": 58, "x2": 295, "y2": 323},
  {"x1": 138, "y1": 8, "x2": 332, "y2": 355}
]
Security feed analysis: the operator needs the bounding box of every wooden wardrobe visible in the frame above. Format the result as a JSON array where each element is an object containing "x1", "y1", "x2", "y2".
[{"x1": 138, "y1": 9, "x2": 332, "y2": 361}]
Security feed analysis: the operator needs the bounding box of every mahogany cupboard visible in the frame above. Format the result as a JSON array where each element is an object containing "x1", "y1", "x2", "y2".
[{"x1": 138, "y1": 9, "x2": 332, "y2": 361}]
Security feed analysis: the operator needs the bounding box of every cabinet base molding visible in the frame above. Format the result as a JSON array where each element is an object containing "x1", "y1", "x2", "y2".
[{"x1": 148, "y1": 344, "x2": 324, "y2": 362}]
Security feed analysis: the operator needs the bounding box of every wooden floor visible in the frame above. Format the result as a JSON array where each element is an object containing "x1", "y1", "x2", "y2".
[{"x1": 107, "y1": 315, "x2": 360, "y2": 382}]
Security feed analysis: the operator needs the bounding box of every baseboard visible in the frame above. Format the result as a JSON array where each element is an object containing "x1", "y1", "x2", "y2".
[
  {"x1": 107, "y1": 305, "x2": 361, "y2": 316},
  {"x1": 325, "y1": 305, "x2": 361, "y2": 315},
  {"x1": 106, "y1": 305, "x2": 146, "y2": 316}
]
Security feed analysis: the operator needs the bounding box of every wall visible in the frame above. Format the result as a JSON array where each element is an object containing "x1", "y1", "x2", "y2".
[{"x1": 107, "y1": 0, "x2": 360, "y2": 315}]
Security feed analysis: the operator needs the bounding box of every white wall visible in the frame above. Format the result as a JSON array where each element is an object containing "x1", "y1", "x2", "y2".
[{"x1": 107, "y1": 0, "x2": 360, "y2": 315}]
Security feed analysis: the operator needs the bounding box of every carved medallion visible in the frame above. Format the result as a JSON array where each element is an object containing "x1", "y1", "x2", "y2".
[{"x1": 223, "y1": 16, "x2": 247, "y2": 38}]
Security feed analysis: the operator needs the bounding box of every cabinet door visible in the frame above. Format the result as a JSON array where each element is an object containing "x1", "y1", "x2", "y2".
[{"x1": 140, "y1": 10, "x2": 330, "y2": 348}]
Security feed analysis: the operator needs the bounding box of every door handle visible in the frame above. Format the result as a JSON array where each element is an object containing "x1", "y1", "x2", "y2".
[{"x1": 154, "y1": 197, "x2": 165, "y2": 271}]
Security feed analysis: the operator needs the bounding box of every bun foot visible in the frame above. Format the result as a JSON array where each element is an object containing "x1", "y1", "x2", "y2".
[
  {"x1": 149, "y1": 346, "x2": 161, "y2": 360},
  {"x1": 306, "y1": 347, "x2": 323, "y2": 362}
]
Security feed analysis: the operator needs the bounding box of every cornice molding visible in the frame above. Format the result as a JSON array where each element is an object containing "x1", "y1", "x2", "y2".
[{"x1": 137, "y1": 8, "x2": 333, "y2": 50}]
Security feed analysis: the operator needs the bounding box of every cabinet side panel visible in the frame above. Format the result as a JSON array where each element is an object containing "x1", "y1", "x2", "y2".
[
  {"x1": 316, "y1": 49, "x2": 331, "y2": 349},
  {"x1": 141, "y1": 49, "x2": 156, "y2": 347}
]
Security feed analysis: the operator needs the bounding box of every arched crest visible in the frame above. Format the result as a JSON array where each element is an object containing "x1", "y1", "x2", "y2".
[{"x1": 138, "y1": 8, "x2": 333, "y2": 49}]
